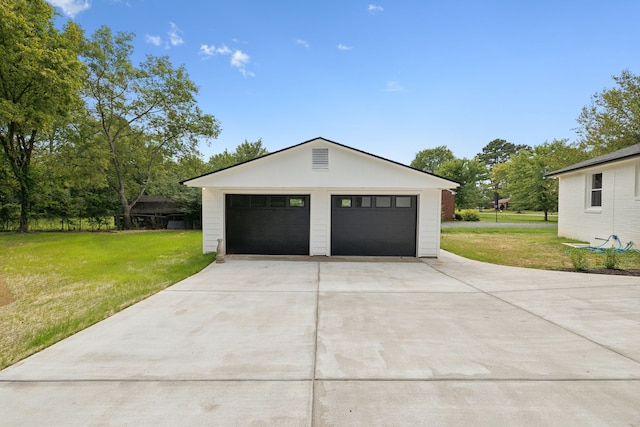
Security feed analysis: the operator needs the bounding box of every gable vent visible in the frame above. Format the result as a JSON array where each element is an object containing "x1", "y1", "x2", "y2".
[{"x1": 312, "y1": 148, "x2": 329, "y2": 170}]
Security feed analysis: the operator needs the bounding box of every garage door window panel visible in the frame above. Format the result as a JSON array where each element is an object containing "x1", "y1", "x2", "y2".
[
  {"x1": 289, "y1": 197, "x2": 305, "y2": 207},
  {"x1": 230, "y1": 195, "x2": 250, "y2": 207},
  {"x1": 336, "y1": 197, "x2": 352, "y2": 208},
  {"x1": 356, "y1": 196, "x2": 371, "y2": 208},
  {"x1": 396, "y1": 196, "x2": 412, "y2": 208},
  {"x1": 250, "y1": 195, "x2": 267, "y2": 207},
  {"x1": 269, "y1": 196, "x2": 286, "y2": 208},
  {"x1": 375, "y1": 196, "x2": 392, "y2": 208}
]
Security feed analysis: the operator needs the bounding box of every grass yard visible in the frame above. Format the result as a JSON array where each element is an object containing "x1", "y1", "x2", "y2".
[
  {"x1": 441, "y1": 227, "x2": 640, "y2": 271},
  {"x1": 0, "y1": 231, "x2": 215, "y2": 370}
]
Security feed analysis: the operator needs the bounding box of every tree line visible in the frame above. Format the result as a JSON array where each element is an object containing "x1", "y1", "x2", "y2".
[
  {"x1": 0, "y1": 0, "x2": 270, "y2": 232},
  {"x1": 411, "y1": 70, "x2": 640, "y2": 219},
  {"x1": 2, "y1": 1, "x2": 639, "y2": 231}
]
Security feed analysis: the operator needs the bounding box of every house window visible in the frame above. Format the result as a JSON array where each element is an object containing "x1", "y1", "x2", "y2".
[{"x1": 590, "y1": 173, "x2": 602, "y2": 207}]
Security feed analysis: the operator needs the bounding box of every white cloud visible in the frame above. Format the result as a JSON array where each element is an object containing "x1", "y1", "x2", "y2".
[
  {"x1": 46, "y1": 0, "x2": 90, "y2": 17},
  {"x1": 200, "y1": 44, "x2": 231, "y2": 57},
  {"x1": 201, "y1": 43, "x2": 254, "y2": 76},
  {"x1": 295, "y1": 39, "x2": 310, "y2": 48},
  {"x1": 230, "y1": 50, "x2": 254, "y2": 77},
  {"x1": 167, "y1": 22, "x2": 184, "y2": 46},
  {"x1": 230, "y1": 51, "x2": 250, "y2": 68},
  {"x1": 368, "y1": 4, "x2": 384, "y2": 14},
  {"x1": 145, "y1": 35, "x2": 162, "y2": 46},
  {"x1": 384, "y1": 81, "x2": 404, "y2": 92},
  {"x1": 337, "y1": 44, "x2": 353, "y2": 51},
  {"x1": 239, "y1": 69, "x2": 256, "y2": 78}
]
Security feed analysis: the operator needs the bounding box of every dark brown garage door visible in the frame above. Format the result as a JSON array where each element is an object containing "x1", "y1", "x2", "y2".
[
  {"x1": 331, "y1": 195, "x2": 417, "y2": 256},
  {"x1": 225, "y1": 194, "x2": 310, "y2": 255}
]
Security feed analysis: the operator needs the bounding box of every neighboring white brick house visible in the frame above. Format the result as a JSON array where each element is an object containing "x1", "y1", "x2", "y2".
[
  {"x1": 183, "y1": 137, "x2": 459, "y2": 257},
  {"x1": 547, "y1": 144, "x2": 640, "y2": 246}
]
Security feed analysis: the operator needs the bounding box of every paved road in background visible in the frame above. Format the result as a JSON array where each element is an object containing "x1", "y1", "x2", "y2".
[{"x1": 442, "y1": 221, "x2": 557, "y2": 228}]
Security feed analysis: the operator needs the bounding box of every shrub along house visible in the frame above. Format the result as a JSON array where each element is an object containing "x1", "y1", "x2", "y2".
[
  {"x1": 546, "y1": 143, "x2": 640, "y2": 246},
  {"x1": 183, "y1": 137, "x2": 459, "y2": 257}
]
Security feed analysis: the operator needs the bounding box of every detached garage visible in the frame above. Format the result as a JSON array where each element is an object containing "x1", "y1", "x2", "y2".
[{"x1": 183, "y1": 137, "x2": 459, "y2": 257}]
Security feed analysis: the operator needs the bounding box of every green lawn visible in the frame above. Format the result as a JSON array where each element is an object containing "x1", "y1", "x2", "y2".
[
  {"x1": 476, "y1": 210, "x2": 558, "y2": 223},
  {"x1": 441, "y1": 227, "x2": 640, "y2": 271},
  {"x1": 0, "y1": 231, "x2": 215, "y2": 370}
]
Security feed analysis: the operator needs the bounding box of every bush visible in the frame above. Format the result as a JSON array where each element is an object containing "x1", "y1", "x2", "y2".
[
  {"x1": 460, "y1": 210, "x2": 480, "y2": 221},
  {"x1": 604, "y1": 247, "x2": 620, "y2": 269},
  {"x1": 569, "y1": 249, "x2": 588, "y2": 271}
]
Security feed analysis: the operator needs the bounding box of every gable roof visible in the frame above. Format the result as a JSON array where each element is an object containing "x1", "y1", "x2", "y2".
[
  {"x1": 182, "y1": 137, "x2": 460, "y2": 188},
  {"x1": 546, "y1": 143, "x2": 640, "y2": 177}
]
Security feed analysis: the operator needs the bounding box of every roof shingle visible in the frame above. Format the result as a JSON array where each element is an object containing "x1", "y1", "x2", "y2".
[{"x1": 546, "y1": 144, "x2": 640, "y2": 176}]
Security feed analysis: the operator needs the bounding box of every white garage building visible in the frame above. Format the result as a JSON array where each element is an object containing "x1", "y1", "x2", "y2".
[{"x1": 183, "y1": 137, "x2": 459, "y2": 257}]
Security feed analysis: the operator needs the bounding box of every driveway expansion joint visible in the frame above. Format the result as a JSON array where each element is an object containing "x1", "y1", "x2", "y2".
[{"x1": 309, "y1": 262, "x2": 321, "y2": 427}]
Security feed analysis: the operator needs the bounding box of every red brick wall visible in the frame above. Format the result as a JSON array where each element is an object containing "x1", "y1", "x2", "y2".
[{"x1": 441, "y1": 190, "x2": 455, "y2": 221}]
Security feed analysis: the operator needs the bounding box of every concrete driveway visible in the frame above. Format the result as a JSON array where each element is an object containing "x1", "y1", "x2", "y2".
[{"x1": 1, "y1": 251, "x2": 640, "y2": 426}]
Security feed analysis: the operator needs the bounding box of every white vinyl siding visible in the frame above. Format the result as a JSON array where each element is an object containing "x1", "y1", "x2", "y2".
[
  {"x1": 635, "y1": 160, "x2": 640, "y2": 198},
  {"x1": 557, "y1": 159, "x2": 640, "y2": 246},
  {"x1": 201, "y1": 188, "x2": 224, "y2": 253}
]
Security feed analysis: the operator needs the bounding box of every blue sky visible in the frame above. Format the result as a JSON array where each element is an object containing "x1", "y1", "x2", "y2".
[{"x1": 47, "y1": 0, "x2": 640, "y2": 165}]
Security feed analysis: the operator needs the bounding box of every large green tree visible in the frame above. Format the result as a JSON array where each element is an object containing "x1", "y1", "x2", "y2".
[
  {"x1": 83, "y1": 26, "x2": 220, "y2": 229},
  {"x1": 543, "y1": 139, "x2": 589, "y2": 172},
  {"x1": 506, "y1": 139, "x2": 583, "y2": 220},
  {"x1": 147, "y1": 154, "x2": 208, "y2": 229},
  {"x1": 437, "y1": 158, "x2": 487, "y2": 209},
  {"x1": 34, "y1": 106, "x2": 114, "y2": 229},
  {"x1": 0, "y1": 0, "x2": 84, "y2": 231},
  {"x1": 410, "y1": 145, "x2": 455, "y2": 173},
  {"x1": 147, "y1": 139, "x2": 268, "y2": 228},
  {"x1": 577, "y1": 70, "x2": 640, "y2": 155},
  {"x1": 476, "y1": 139, "x2": 530, "y2": 169},
  {"x1": 207, "y1": 139, "x2": 268, "y2": 171},
  {"x1": 0, "y1": 154, "x2": 19, "y2": 229},
  {"x1": 477, "y1": 138, "x2": 530, "y2": 207}
]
